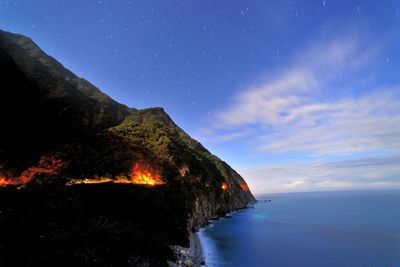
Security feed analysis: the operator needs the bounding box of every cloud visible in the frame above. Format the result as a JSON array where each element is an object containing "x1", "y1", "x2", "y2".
[
  {"x1": 199, "y1": 29, "x2": 400, "y2": 194},
  {"x1": 257, "y1": 89, "x2": 400, "y2": 155},
  {"x1": 241, "y1": 156, "x2": 400, "y2": 195},
  {"x1": 205, "y1": 32, "x2": 400, "y2": 156},
  {"x1": 197, "y1": 128, "x2": 254, "y2": 142}
]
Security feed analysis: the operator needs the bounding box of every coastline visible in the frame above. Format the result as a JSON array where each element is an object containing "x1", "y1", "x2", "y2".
[
  {"x1": 172, "y1": 211, "x2": 243, "y2": 267},
  {"x1": 169, "y1": 232, "x2": 205, "y2": 267},
  {"x1": 187, "y1": 191, "x2": 400, "y2": 266}
]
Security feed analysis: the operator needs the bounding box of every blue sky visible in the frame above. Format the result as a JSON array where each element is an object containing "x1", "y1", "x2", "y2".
[{"x1": 1, "y1": 0, "x2": 400, "y2": 194}]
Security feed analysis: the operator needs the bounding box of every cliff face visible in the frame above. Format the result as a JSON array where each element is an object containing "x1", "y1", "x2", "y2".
[
  {"x1": 109, "y1": 108, "x2": 256, "y2": 230},
  {"x1": 0, "y1": 30, "x2": 255, "y2": 265}
]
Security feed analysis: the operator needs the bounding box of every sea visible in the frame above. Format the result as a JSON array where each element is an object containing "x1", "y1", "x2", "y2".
[{"x1": 199, "y1": 190, "x2": 400, "y2": 267}]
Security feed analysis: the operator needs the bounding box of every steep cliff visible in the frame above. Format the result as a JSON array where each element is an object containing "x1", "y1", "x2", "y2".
[{"x1": 0, "y1": 30, "x2": 255, "y2": 265}]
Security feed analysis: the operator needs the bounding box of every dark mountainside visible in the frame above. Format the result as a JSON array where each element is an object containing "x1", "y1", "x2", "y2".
[{"x1": 0, "y1": 30, "x2": 255, "y2": 266}]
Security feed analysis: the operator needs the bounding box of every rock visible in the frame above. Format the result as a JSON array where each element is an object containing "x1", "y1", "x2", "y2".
[{"x1": 183, "y1": 259, "x2": 193, "y2": 266}]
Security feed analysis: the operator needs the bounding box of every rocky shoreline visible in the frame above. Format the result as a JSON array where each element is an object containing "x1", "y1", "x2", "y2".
[
  {"x1": 170, "y1": 204, "x2": 256, "y2": 267},
  {"x1": 169, "y1": 233, "x2": 205, "y2": 267}
]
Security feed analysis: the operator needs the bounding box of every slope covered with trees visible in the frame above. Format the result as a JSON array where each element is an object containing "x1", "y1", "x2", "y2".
[{"x1": 0, "y1": 29, "x2": 255, "y2": 266}]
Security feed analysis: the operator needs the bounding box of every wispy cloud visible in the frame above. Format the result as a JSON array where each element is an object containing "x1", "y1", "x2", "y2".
[
  {"x1": 242, "y1": 156, "x2": 400, "y2": 195},
  {"x1": 205, "y1": 32, "x2": 400, "y2": 156},
  {"x1": 201, "y1": 29, "x2": 400, "y2": 193}
]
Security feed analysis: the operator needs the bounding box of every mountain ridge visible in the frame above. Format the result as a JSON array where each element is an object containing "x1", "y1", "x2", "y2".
[{"x1": 0, "y1": 29, "x2": 255, "y2": 266}]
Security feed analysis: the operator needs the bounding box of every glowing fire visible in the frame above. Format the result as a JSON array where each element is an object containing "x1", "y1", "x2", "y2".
[
  {"x1": 221, "y1": 182, "x2": 228, "y2": 190},
  {"x1": 67, "y1": 162, "x2": 164, "y2": 186},
  {"x1": 130, "y1": 162, "x2": 164, "y2": 185},
  {"x1": 0, "y1": 177, "x2": 16, "y2": 187},
  {"x1": 20, "y1": 156, "x2": 66, "y2": 183},
  {"x1": 0, "y1": 155, "x2": 67, "y2": 187},
  {"x1": 240, "y1": 182, "x2": 250, "y2": 191},
  {"x1": 67, "y1": 177, "x2": 115, "y2": 185}
]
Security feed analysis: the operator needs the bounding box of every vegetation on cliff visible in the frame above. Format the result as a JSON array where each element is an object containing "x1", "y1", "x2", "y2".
[{"x1": 0, "y1": 29, "x2": 255, "y2": 266}]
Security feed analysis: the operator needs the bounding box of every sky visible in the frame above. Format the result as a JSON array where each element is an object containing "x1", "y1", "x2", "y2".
[{"x1": 1, "y1": 0, "x2": 400, "y2": 195}]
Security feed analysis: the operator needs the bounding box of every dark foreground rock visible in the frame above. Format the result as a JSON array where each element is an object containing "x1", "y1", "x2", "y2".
[{"x1": 0, "y1": 183, "x2": 188, "y2": 266}]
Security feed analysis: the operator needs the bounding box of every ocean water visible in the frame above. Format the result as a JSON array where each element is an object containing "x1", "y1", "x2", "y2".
[{"x1": 199, "y1": 190, "x2": 400, "y2": 267}]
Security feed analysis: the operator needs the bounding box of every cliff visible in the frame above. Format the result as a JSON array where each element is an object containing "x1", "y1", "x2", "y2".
[{"x1": 0, "y1": 30, "x2": 255, "y2": 266}]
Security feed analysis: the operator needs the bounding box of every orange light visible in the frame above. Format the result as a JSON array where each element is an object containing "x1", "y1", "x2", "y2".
[
  {"x1": 19, "y1": 157, "x2": 66, "y2": 184},
  {"x1": 221, "y1": 182, "x2": 228, "y2": 190},
  {"x1": 0, "y1": 155, "x2": 67, "y2": 187},
  {"x1": 130, "y1": 162, "x2": 164, "y2": 186},
  {"x1": 240, "y1": 182, "x2": 250, "y2": 191},
  {"x1": 66, "y1": 162, "x2": 165, "y2": 186},
  {"x1": 0, "y1": 176, "x2": 16, "y2": 187},
  {"x1": 66, "y1": 177, "x2": 114, "y2": 185}
]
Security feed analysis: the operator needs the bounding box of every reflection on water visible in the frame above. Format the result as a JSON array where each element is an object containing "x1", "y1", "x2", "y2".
[{"x1": 200, "y1": 190, "x2": 400, "y2": 267}]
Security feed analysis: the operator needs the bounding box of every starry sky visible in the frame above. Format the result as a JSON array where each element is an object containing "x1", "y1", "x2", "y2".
[{"x1": 2, "y1": 0, "x2": 400, "y2": 195}]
